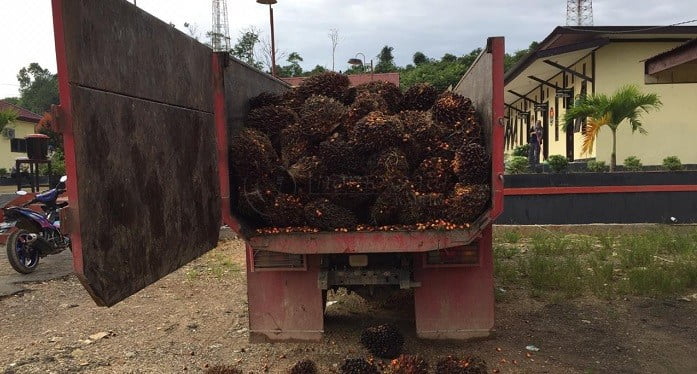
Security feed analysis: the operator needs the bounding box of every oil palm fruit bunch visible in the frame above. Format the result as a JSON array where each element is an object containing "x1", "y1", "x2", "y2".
[
  {"x1": 236, "y1": 182, "x2": 275, "y2": 224},
  {"x1": 434, "y1": 356, "x2": 467, "y2": 374},
  {"x1": 248, "y1": 91, "x2": 283, "y2": 110},
  {"x1": 280, "y1": 124, "x2": 314, "y2": 167},
  {"x1": 452, "y1": 142, "x2": 490, "y2": 184},
  {"x1": 387, "y1": 355, "x2": 429, "y2": 374},
  {"x1": 413, "y1": 192, "x2": 447, "y2": 223},
  {"x1": 446, "y1": 184, "x2": 490, "y2": 224},
  {"x1": 461, "y1": 356, "x2": 488, "y2": 374},
  {"x1": 399, "y1": 110, "x2": 445, "y2": 167},
  {"x1": 346, "y1": 92, "x2": 389, "y2": 128},
  {"x1": 432, "y1": 91, "x2": 473, "y2": 127},
  {"x1": 229, "y1": 128, "x2": 278, "y2": 180},
  {"x1": 296, "y1": 71, "x2": 350, "y2": 102},
  {"x1": 299, "y1": 95, "x2": 347, "y2": 141},
  {"x1": 369, "y1": 183, "x2": 416, "y2": 226},
  {"x1": 342, "y1": 86, "x2": 358, "y2": 106},
  {"x1": 289, "y1": 359, "x2": 318, "y2": 374},
  {"x1": 287, "y1": 155, "x2": 325, "y2": 189},
  {"x1": 412, "y1": 157, "x2": 456, "y2": 194},
  {"x1": 370, "y1": 148, "x2": 410, "y2": 187},
  {"x1": 355, "y1": 81, "x2": 403, "y2": 114},
  {"x1": 266, "y1": 193, "x2": 306, "y2": 227},
  {"x1": 323, "y1": 174, "x2": 379, "y2": 209},
  {"x1": 402, "y1": 83, "x2": 439, "y2": 111},
  {"x1": 304, "y1": 198, "x2": 358, "y2": 231},
  {"x1": 245, "y1": 105, "x2": 298, "y2": 150},
  {"x1": 339, "y1": 358, "x2": 379, "y2": 374},
  {"x1": 317, "y1": 134, "x2": 365, "y2": 174},
  {"x1": 349, "y1": 111, "x2": 404, "y2": 153},
  {"x1": 281, "y1": 89, "x2": 305, "y2": 113},
  {"x1": 460, "y1": 105, "x2": 482, "y2": 143},
  {"x1": 204, "y1": 365, "x2": 242, "y2": 374},
  {"x1": 359, "y1": 324, "x2": 405, "y2": 359}
]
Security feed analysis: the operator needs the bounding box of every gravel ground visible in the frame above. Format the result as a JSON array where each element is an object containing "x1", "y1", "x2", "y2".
[{"x1": 0, "y1": 239, "x2": 695, "y2": 373}]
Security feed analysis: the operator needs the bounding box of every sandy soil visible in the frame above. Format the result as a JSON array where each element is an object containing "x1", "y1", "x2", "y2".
[{"x1": 0, "y1": 239, "x2": 695, "y2": 373}]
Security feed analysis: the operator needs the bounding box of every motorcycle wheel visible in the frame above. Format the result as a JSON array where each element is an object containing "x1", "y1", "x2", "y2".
[{"x1": 6, "y1": 229, "x2": 40, "y2": 274}]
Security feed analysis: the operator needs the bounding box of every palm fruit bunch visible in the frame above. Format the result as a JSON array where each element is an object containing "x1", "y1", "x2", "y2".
[
  {"x1": 399, "y1": 110, "x2": 445, "y2": 167},
  {"x1": 296, "y1": 71, "x2": 350, "y2": 102},
  {"x1": 355, "y1": 81, "x2": 403, "y2": 114},
  {"x1": 265, "y1": 193, "x2": 306, "y2": 227},
  {"x1": 359, "y1": 324, "x2": 405, "y2": 359},
  {"x1": 280, "y1": 124, "x2": 314, "y2": 167},
  {"x1": 339, "y1": 358, "x2": 379, "y2": 374},
  {"x1": 287, "y1": 155, "x2": 325, "y2": 189},
  {"x1": 229, "y1": 128, "x2": 277, "y2": 180},
  {"x1": 342, "y1": 86, "x2": 358, "y2": 105},
  {"x1": 369, "y1": 148, "x2": 410, "y2": 187},
  {"x1": 369, "y1": 183, "x2": 417, "y2": 226},
  {"x1": 204, "y1": 365, "x2": 242, "y2": 374},
  {"x1": 413, "y1": 192, "x2": 447, "y2": 223},
  {"x1": 317, "y1": 134, "x2": 364, "y2": 174},
  {"x1": 432, "y1": 92, "x2": 482, "y2": 142},
  {"x1": 387, "y1": 355, "x2": 429, "y2": 374},
  {"x1": 346, "y1": 92, "x2": 389, "y2": 128},
  {"x1": 452, "y1": 143, "x2": 490, "y2": 184},
  {"x1": 323, "y1": 174, "x2": 379, "y2": 209},
  {"x1": 245, "y1": 105, "x2": 298, "y2": 150},
  {"x1": 304, "y1": 198, "x2": 358, "y2": 231},
  {"x1": 412, "y1": 157, "x2": 456, "y2": 193},
  {"x1": 299, "y1": 95, "x2": 347, "y2": 141},
  {"x1": 289, "y1": 359, "x2": 318, "y2": 374},
  {"x1": 236, "y1": 182, "x2": 276, "y2": 224},
  {"x1": 402, "y1": 83, "x2": 439, "y2": 111},
  {"x1": 434, "y1": 355, "x2": 488, "y2": 374},
  {"x1": 248, "y1": 91, "x2": 283, "y2": 110},
  {"x1": 349, "y1": 111, "x2": 404, "y2": 153},
  {"x1": 446, "y1": 184, "x2": 490, "y2": 224}
]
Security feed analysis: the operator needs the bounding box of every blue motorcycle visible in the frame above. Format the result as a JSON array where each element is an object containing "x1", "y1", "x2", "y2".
[{"x1": 1, "y1": 176, "x2": 70, "y2": 274}]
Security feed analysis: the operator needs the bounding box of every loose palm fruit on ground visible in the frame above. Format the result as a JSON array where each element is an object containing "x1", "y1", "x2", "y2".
[{"x1": 387, "y1": 354, "x2": 430, "y2": 374}]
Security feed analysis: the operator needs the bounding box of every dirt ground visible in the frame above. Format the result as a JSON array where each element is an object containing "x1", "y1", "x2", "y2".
[{"x1": 1, "y1": 238, "x2": 696, "y2": 374}]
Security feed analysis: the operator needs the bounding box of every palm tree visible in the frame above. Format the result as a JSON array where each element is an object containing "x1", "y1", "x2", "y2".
[{"x1": 564, "y1": 85, "x2": 662, "y2": 171}]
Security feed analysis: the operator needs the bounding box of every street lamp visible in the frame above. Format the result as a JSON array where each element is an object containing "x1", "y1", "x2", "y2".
[
  {"x1": 257, "y1": 0, "x2": 278, "y2": 77},
  {"x1": 347, "y1": 53, "x2": 373, "y2": 79}
]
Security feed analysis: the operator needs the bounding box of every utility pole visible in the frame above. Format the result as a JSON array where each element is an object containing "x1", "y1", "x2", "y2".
[
  {"x1": 211, "y1": 0, "x2": 231, "y2": 52},
  {"x1": 566, "y1": 0, "x2": 593, "y2": 26}
]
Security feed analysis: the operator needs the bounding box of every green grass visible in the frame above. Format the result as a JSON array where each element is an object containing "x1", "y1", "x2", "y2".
[
  {"x1": 493, "y1": 226, "x2": 697, "y2": 300},
  {"x1": 184, "y1": 251, "x2": 241, "y2": 281}
]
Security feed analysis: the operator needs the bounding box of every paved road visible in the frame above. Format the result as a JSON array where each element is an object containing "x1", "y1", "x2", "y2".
[{"x1": 0, "y1": 247, "x2": 73, "y2": 297}]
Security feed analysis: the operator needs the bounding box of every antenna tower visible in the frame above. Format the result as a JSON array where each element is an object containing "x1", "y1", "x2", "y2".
[
  {"x1": 212, "y1": 0, "x2": 231, "y2": 52},
  {"x1": 566, "y1": 0, "x2": 594, "y2": 26}
]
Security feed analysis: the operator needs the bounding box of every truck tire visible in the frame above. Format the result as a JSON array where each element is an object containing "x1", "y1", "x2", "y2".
[{"x1": 6, "y1": 229, "x2": 40, "y2": 274}]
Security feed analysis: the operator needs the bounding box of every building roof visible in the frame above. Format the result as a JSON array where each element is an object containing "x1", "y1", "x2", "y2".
[
  {"x1": 281, "y1": 72, "x2": 400, "y2": 88},
  {"x1": 0, "y1": 100, "x2": 42, "y2": 123},
  {"x1": 504, "y1": 26, "x2": 697, "y2": 105}
]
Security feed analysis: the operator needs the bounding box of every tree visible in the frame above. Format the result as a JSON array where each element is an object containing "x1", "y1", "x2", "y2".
[
  {"x1": 2, "y1": 97, "x2": 20, "y2": 105},
  {"x1": 375, "y1": 46, "x2": 397, "y2": 73},
  {"x1": 0, "y1": 109, "x2": 17, "y2": 132},
  {"x1": 563, "y1": 85, "x2": 662, "y2": 171},
  {"x1": 16, "y1": 63, "x2": 59, "y2": 114},
  {"x1": 231, "y1": 27, "x2": 263, "y2": 69},
  {"x1": 400, "y1": 48, "x2": 482, "y2": 91},
  {"x1": 413, "y1": 52, "x2": 428, "y2": 65},
  {"x1": 504, "y1": 41, "x2": 539, "y2": 72},
  {"x1": 441, "y1": 53, "x2": 457, "y2": 63},
  {"x1": 277, "y1": 52, "x2": 304, "y2": 77},
  {"x1": 328, "y1": 28, "x2": 339, "y2": 71},
  {"x1": 304, "y1": 65, "x2": 327, "y2": 76}
]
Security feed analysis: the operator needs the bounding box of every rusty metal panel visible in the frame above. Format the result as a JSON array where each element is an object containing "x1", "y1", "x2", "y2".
[
  {"x1": 60, "y1": 0, "x2": 213, "y2": 112},
  {"x1": 52, "y1": 0, "x2": 221, "y2": 306}
]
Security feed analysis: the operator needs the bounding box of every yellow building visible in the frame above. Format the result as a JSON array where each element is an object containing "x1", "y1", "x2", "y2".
[
  {"x1": 0, "y1": 100, "x2": 42, "y2": 171},
  {"x1": 504, "y1": 26, "x2": 697, "y2": 165}
]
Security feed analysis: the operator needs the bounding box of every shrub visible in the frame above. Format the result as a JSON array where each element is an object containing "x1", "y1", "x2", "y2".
[
  {"x1": 506, "y1": 156, "x2": 529, "y2": 174},
  {"x1": 0, "y1": 168, "x2": 7, "y2": 177},
  {"x1": 547, "y1": 155, "x2": 569, "y2": 173},
  {"x1": 512, "y1": 144, "x2": 530, "y2": 157},
  {"x1": 623, "y1": 156, "x2": 642, "y2": 171},
  {"x1": 586, "y1": 160, "x2": 608, "y2": 172},
  {"x1": 662, "y1": 156, "x2": 684, "y2": 171}
]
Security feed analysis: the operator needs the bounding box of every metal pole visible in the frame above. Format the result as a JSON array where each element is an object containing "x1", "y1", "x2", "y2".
[
  {"x1": 370, "y1": 60, "x2": 374, "y2": 81},
  {"x1": 269, "y1": 4, "x2": 276, "y2": 76},
  {"x1": 134, "y1": 0, "x2": 137, "y2": 6}
]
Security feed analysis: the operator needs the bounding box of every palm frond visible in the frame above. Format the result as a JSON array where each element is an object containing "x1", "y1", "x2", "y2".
[{"x1": 581, "y1": 113, "x2": 610, "y2": 155}]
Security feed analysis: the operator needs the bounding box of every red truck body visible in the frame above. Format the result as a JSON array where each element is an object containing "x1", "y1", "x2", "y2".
[{"x1": 51, "y1": 0, "x2": 504, "y2": 341}]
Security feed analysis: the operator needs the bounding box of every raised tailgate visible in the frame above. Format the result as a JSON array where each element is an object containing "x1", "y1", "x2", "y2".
[{"x1": 52, "y1": 0, "x2": 221, "y2": 306}]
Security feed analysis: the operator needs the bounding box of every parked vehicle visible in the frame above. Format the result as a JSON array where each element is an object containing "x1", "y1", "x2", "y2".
[{"x1": 1, "y1": 175, "x2": 70, "y2": 274}]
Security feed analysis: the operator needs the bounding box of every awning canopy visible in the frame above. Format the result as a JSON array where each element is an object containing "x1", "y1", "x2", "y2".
[{"x1": 645, "y1": 39, "x2": 697, "y2": 84}]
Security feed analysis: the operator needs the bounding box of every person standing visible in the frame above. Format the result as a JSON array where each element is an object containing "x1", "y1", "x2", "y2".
[
  {"x1": 528, "y1": 130, "x2": 540, "y2": 165},
  {"x1": 534, "y1": 120, "x2": 544, "y2": 159}
]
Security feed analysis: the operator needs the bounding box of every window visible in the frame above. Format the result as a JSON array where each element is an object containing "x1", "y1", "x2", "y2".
[{"x1": 11, "y1": 139, "x2": 26, "y2": 153}]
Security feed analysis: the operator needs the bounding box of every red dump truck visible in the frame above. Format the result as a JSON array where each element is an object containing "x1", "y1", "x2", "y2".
[{"x1": 50, "y1": 0, "x2": 504, "y2": 342}]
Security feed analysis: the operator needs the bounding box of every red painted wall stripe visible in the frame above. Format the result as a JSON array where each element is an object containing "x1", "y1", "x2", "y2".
[{"x1": 504, "y1": 185, "x2": 697, "y2": 195}]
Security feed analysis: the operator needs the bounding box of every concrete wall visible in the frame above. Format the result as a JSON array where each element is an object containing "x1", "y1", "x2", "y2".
[
  {"x1": 0, "y1": 120, "x2": 36, "y2": 170},
  {"x1": 594, "y1": 42, "x2": 697, "y2": 165}
]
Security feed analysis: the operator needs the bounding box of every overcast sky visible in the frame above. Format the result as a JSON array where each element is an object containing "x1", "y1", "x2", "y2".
[{"x1": 1, "y1": 0, "x2": 696, "y2": 100}]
